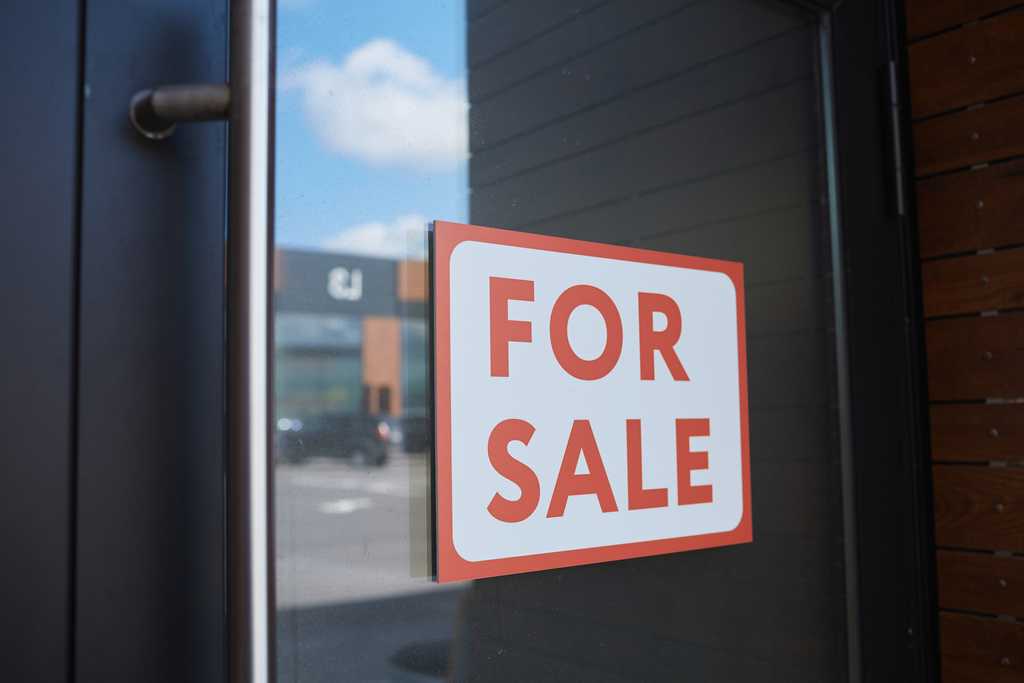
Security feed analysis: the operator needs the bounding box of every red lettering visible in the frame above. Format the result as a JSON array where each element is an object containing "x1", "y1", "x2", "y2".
[
  {"x1": 638, "y1": 292, "x2": 689, "y2": 381},
  {"x1": 489, "y1": 277, "x2": 534, "y2": 377},
  {"x1": 547, "y1": 420, "x2": 618, "y2": 517},
  {"x1": 676, "y1": 418, "x2": 713, "y2": 505},
  {"x1": 625, "y1": 419, "x2": 668, "y2": 510},
  {"x1": 486, "y1": 419, "x2": 540, "y2": 523},
  {"x1": 549, "y1": 285, "x2": 623, "y2": 381}
]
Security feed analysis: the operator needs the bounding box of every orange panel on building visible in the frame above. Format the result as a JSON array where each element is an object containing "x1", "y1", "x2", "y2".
[
  {"x1": 362, "y1": 316, "x2": 402, "y2": 415},
  {"x1": 398, "y1": 259, "x2": 428, "y2": 303}
]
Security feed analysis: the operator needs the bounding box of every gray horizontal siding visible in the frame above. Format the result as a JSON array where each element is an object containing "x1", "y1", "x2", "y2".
[{"x1": 462, "y1": 0, "x2": 845, "y2": 680}]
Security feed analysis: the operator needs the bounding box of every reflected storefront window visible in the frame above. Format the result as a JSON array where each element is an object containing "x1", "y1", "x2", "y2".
[{"x1": 276, "y1": 312, "x2": 364, "y2": 421}]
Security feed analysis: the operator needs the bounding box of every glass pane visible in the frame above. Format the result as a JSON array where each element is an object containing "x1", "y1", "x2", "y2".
[
  {"x1": 273, "y1": 1, "x2": 850, "y2": 680},
  {"x1": 274, "y1": 2, "x2": 465, "y2": 680}
]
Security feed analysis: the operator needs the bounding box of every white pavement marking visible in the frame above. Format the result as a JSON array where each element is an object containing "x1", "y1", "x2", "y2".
[
  {"x1": 318, "y1": 497, "x2": 373, "y2": 515},
  {"x1": 285, "y1": 467, "x2": 412, "y2": 498}
]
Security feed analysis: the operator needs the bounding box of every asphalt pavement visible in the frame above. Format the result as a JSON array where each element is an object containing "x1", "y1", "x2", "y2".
[{"x1": 275, "y1": 452, "x2": 466, "y2": 682}]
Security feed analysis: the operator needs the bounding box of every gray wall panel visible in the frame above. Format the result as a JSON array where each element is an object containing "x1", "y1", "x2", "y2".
[
  {"x1": 470, "y1": 0, "x2": 694, "y2": 101},
  {"x1": 472, "y1": 81, "x2": 818, "y2": 226},
  {"x1": 634, "y1": 204, "x2": 824, "y2": 285},
  {"x1": 468, "y1": 0, "x2": 608, "y2": 66},
  {"x1": 75, "y1": 1, "x2": 228, "y2": 681},
  {"x1": 470, "y1": 0, "x2": 807, "y2": 149},
  {"x1": 0, "y1": 2, "x2": 79, "y2": 680},
  {"x1": 471, "y1": 24, "x2": 815, "y2": 185},
  {"x1": 460, "y1": 0, "x2": 847, "y2": 680},
  {"x1": 525, "y1": 150, "x2": 820, "y2": 240}
]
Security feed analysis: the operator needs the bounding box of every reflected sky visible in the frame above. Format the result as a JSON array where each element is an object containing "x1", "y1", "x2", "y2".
[{"x1": 275, "y1": 0, "x2": 468, "y2": 257}]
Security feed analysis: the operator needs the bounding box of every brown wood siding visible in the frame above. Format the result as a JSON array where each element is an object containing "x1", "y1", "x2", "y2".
[
  {"x1": 905, "y1": 0, "x2": 1022, "y2": 41},
  {"x1": 913, "y1": 93, "x2": 1024, "y2": 176},
  {"x1": 925, "y1": 314, "x2": 1024, "y2": 401},
  {"x1": 931, "y1": 403, "x2": 1024, "y2": 463},
  {"x1": 937, "y1": 549, "x2": 1024, "y2": 615},
  {"x1": 908, "y1": 3, "x2": 1024, "y2": 676},
  {"x1": 916, "y1": 159, "x2": 1024, "y2": 258},
  {"x1": 933, "y1": 467, "x2": 1024, "y2": 551},
  {"x1": 909, "y1": 10, "x2": 1024, "y2": 119},
  {"x1": 922, "y1": 249, "x2": 1024, "y2": 316},
  {"x1": 940, "y1": 612, "x2": 1024, "y2": 682}
]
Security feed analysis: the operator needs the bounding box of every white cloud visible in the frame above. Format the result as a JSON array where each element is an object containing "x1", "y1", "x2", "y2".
[
  {"x1": 283, "y1": 39, "x2": 468, "y2": 172},
  {"x1": 322, "y1": 214, "x2": 429, "y2": 260}
]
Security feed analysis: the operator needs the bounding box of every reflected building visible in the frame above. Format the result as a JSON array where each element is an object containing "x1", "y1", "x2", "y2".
[{"x1": 274, "y1": 249, "x2": 430, "y2": 457}]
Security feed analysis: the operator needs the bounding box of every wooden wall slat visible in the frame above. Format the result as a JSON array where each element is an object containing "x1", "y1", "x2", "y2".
[
  {"x1": 940, "y1": 612, "x2": 1024, "y2": 682},
  {"x1": 905, "y1": 0, "x2": 1022, "y2": 41},
  {"x1": 933, "y1": 466, "x2": 1024, "y2": 550},
  {"x1": 937, "y1": 549, "x2": 1024, "y2": 615},
  {"x1": 908, "y1": 0, "x2": 1024, "y2": 672},
  {"x1": 916, "y1": 159, "x2": 1024, "y2": 258},
  {"x1": 922, "y1": 248, "x2": 1024, "y2": 317},
  {"x1": 926, "y1": 314, "x2": 1024, "y2": 400},
  {"x1": 909, "y1": 10, "x2": 1024, "y2": 119},
  {"x1": 913, "y1": 94, "x2": 1024, "y2": 176},
  {"x1": 931, "y1": 403, "x2": 1024, "y2": 462}
]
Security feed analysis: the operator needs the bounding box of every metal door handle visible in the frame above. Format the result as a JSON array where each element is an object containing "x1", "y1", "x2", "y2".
[
  {"x1": 128, "y1": 2, "x2": 275, "y2": 682},
  {"x1": 129, "y1": 84, "x2": 231, "y2": 140}
]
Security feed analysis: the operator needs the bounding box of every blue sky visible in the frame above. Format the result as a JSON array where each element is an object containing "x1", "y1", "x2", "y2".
[{"x1": 275, "y1": 0, "x2": 467, "y2": 257}]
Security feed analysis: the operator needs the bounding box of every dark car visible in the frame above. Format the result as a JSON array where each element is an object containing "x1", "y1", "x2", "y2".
[
  {"x1": 275, "y1": 413, "x2": 394, "y2": 466},
  {"x1": 399, "y1": 414, "x2": 432, "y2": 454}
]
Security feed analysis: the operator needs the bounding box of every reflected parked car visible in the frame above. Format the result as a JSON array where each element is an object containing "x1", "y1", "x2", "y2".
[
  {"x1": 400, "y1": 414, "x2": 432, "y2": 454},
  {"x1": 275, "y1": 413, "x2": 394, "y2": 466}
]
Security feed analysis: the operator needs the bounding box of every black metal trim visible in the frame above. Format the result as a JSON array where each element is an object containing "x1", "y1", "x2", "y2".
[
  {"x1": 885, "y1": 0, "x2": 941, "y2": 678},
  {"x1": 817, "y1": 0, "x2": 937, "y2": 679},
  {"x1": 816, "y1": 13, "x2": 863, "y2": 681},
  {"x1": 774, "y1": 0, "x2": 939, "y2": 680},
  {"x1": 427, "y1": 225, "x2": 439, "y2": 581}
]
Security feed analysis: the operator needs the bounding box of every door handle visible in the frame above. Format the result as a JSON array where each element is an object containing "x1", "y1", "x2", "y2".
[
  {"x1": 128, "y1": 2, "x2": 275, "y2": 683},
  {"x1": 129, "y1": 84, "x2": 230, "y2": 140}
]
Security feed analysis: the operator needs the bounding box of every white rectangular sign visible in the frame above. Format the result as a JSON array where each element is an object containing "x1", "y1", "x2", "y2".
[{"x1": 432, "y1": 221, "x2": 751, "y2": 582}]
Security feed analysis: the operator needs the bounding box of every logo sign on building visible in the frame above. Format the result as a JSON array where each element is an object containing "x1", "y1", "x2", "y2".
[
  {"x1": 431, "y1": 221, "x2": 751, "y2": 582},
  {"x1": 327, "y1": 266, "x2": 363, "y2": 302}
]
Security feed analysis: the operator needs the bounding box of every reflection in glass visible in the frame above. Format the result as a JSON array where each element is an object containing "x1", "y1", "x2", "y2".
[
  {"x1": 274, "y1": 1, "x2": 466, "y2": 680},
  {"x1": 274, "y1": 0, "x2": 851, "y2": 680}
]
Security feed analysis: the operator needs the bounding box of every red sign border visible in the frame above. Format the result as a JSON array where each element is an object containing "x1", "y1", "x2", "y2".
[{"x1": 432, "y1": 220, "x2": 752, "y2": 583}]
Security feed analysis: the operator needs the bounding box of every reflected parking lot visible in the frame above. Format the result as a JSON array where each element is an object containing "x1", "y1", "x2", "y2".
[
  {"x1": 276, "y1": 453, "x2": 465, "y2": 681},
  {"x1": 276, "y1": 452, "x2": 446, "y2": 607}
]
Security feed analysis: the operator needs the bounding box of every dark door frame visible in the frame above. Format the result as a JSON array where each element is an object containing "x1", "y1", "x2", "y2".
[
  {"x1": 0, "y1": 0, "x2": 936, "y2": 681},
  {"x1": 797, "y1": 0, "x2": 939, "y2": 680},
  {"x1": 0, "y1": 2, "x2": 81, "y2": 681}
]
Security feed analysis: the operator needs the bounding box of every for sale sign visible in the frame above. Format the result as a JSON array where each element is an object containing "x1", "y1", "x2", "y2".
[{"x1": 431, "y1": 221, "x2": 751, "y2": 582}]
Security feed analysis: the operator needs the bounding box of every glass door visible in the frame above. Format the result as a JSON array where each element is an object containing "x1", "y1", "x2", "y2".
[
  {"x1": 273, "y1": 1, "x2": 853, "y2": 680},
  {"x1": 274, "y1": 3, "x2": 465, "y2": 680}
]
